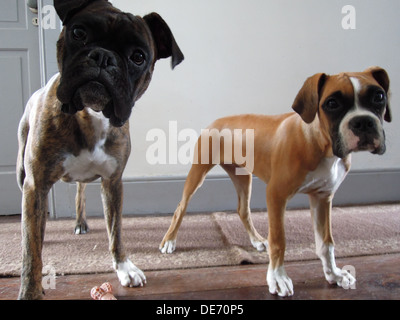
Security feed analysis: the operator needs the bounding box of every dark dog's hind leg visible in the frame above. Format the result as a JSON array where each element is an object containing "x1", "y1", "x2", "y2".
[{"x1": 74, "y1": 182, "x2": 89, "y2": 234}]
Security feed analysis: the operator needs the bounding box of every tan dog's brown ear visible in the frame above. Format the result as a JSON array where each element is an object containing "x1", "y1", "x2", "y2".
[
  {"x1": 365, "y1": 66, "x2": 392, "y2": 122},
  {"x1": 292, "y1": 73, "x2": 326, "y2": 124}
]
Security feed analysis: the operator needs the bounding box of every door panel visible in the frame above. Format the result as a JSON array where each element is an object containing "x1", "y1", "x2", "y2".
[{"x1": 0, "y1": 0, "x2": 41, "y2": 215}]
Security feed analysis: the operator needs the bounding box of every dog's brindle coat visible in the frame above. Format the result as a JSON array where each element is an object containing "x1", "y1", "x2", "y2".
[{"x1": 17, "y1": 0, "x2": 183, "y2": 299}]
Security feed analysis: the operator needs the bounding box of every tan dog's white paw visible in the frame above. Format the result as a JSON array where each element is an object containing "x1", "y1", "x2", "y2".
[
  {"x1": 267, "y1": 265, "x2": 294, "y2": 297},
  {"x1": 115, "y1": 259, "x2": 146, "y2": 287},
  {"x1": 251, "y1": 239, "x2": 269, "y2": 252},
  {"x1": 325, "y1": 266, "x2": 356, "y2": 289},
  {"x1": 160, "y1": 240, "x2": 176, "y2": 254}
]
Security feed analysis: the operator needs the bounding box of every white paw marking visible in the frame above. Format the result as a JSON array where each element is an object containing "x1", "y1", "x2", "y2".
[
  {"x1": 160, "y1": 240, "x2": 176, "y2": 254},
  {"x1": 251, "y1": 239, "x2": 269, "y2": 252},
  {"x1": 325, "y1": 267, "x2": 356, "y2": 289},
  {"x1": 115, "y1": 259, "x2": 146, "y2": 287},
  {"x1": 267, "y1": 265, "x2": 294, "y2": 297},
  {"x1": 319, "y1": 244, "x2": 356, "y2": 289}
]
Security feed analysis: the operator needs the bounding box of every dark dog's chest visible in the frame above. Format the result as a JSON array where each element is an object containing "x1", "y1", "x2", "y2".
[
  {"x1": 61, "y1": 109, "x2": 118, "y2": 183},
  {"x1": 62, "y1": 142, "x2": 118, "y2": 183}
]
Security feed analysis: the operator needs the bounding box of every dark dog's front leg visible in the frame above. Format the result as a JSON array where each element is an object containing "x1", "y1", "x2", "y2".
[
  {"x1": 18, "y1": 183, "x2": 48, "y2": 300},
  {"x1": 101, "y1": 178, "x2": 146, "y2": 287}
]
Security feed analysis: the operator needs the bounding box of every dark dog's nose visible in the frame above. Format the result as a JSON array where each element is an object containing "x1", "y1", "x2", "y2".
[
  {"x1": 88, "y1": 49, "x2": 117, "y2": 69},
  {"x1": 349, "y1": 116, "x2": 377, "y2": 134}
]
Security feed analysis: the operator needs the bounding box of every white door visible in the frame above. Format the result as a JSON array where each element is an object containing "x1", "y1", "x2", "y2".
[{"x1": 0, "y1": 0, "x2": 41, "y2": 215}]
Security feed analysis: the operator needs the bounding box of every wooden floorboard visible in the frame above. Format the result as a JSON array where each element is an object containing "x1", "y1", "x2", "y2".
[{"x1": 0, "y1": 253, "x2": 399, "y2": 300}]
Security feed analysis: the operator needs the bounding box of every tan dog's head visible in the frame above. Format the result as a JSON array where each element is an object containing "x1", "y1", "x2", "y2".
[{"x1": 292, "y1": 67, "x2": 392, "y2": 158}]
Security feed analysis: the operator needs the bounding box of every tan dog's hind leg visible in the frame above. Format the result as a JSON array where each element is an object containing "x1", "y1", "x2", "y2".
[
  {"x1": 221, "y1": 164, "x2": 268, "y2": 252},
  {"x1": 74, "y1": 182, "x2": 89, "y2": 234},
  {"x1": 160, "y1": 163, "x2": 215, "y2": 253},
  {"x1": 309, "y1": 194, "x2": 356, "y2": 288}
]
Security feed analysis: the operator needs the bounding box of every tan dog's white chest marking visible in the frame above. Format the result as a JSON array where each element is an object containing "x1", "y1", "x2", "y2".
[
  {"x1": 298, "y1": 156, "x2": 349, "y2": 195},
  {"x1": 63, "y1": 109, "x2": 117, "y2": 181}
]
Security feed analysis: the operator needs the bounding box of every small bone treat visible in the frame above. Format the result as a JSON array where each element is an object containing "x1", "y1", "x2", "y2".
[{"x1": 90, "y1": 282, "x2": 117, "y2": 300}]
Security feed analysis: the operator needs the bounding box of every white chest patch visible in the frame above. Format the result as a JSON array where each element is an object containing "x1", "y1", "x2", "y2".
[
  {"x1": 63, "y1": 110, "x2": 118, "y2": 182},
  {"x1": 297, "y1": 157, "x2": 348, "y2": 195}
]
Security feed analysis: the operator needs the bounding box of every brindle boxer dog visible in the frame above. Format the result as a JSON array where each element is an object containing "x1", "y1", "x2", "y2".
[{"x1": 17, "y1": 0, "x2": 183, "y2": 299}]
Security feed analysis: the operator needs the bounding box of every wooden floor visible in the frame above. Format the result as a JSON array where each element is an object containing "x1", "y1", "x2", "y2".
[{"x1": 0, "y1": 253, "x2": 399, "y2": 300}]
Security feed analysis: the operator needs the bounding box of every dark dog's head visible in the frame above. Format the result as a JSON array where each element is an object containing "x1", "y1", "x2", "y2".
[
  {"x1": 54, "y1": 0, "x2": 184, "y2": 127},
  {"x1": 292, "y1": 67, "x2": 392, "y2": 158}
]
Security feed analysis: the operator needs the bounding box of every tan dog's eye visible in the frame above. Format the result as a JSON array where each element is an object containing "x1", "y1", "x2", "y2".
[
  {"x1": 325, "y1": 98, "x2": 340, "y2": 110},
  {"x1": 373, "y1": 91, "x2": 385, "y2": 104}
]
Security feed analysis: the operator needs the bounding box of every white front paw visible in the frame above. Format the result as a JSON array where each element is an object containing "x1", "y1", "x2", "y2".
[
  {"x1": 267, "y1": 265, "x2": 294, "y2": 297},
  {"x1": 325, "y1": 267, "x2": 356, "y2": 289},
  {"x1": 115, "y1": 259, "x2": 146, "y2": 287}
]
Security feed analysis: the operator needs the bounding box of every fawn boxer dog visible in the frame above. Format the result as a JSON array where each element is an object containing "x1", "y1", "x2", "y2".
[
  {"x1": 16, "y1": 0, "x2": 183, "y2": 299},
  {"x1": 160, "y1": 67, "x2": 391, "y2": 296}
]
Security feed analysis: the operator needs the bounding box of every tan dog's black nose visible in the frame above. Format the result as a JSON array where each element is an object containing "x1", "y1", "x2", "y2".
[{"x1": 349, "y1": 116, "x2": 376, "y2": 134}]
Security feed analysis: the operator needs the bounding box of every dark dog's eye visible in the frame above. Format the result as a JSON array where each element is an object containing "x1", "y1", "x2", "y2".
[
  {"x1": 72, "y1": 27, "x2": 87, "y2": 41},
  {"x1": 131, "y1": 51, "x2": 145, "y2": 66}
]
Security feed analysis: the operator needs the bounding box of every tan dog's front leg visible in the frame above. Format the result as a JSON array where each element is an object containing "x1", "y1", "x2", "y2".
[
  {"x1": 266, "y1": 185, "x2": 294, "y2": 297},
  {"x1": 18, "y1": 183, "x2": 48, "y2": 300},
  {"x1": 309, "y1": 194, "x2": 356, "y2": 288},
  {"x1": 101, "y1": 178, "x2": 146, "y2": 287}
]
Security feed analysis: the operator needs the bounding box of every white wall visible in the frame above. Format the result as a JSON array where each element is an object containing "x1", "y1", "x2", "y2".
[{"x1": 111, "y1": 0, "x2": 400, "y2": 178}]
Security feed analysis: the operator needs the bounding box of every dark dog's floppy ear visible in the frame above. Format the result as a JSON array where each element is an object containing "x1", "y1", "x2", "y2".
[
  {"x1": 292, "y1": 73, "x2": 327, "y2": 124},
  {"x1": 143, "y1": 13, "x2": 184, "y2": 69},
  {"x1": 365, "y1": 66, "x2": 392, "y2": 122},
  {"x1": 54, "y1": 0, "x2": 108, "y2": 25}
]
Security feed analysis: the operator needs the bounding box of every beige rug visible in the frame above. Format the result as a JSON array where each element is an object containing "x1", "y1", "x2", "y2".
[{"x1": 1, "y1": 203, "x2": 399, "y2": 276}]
